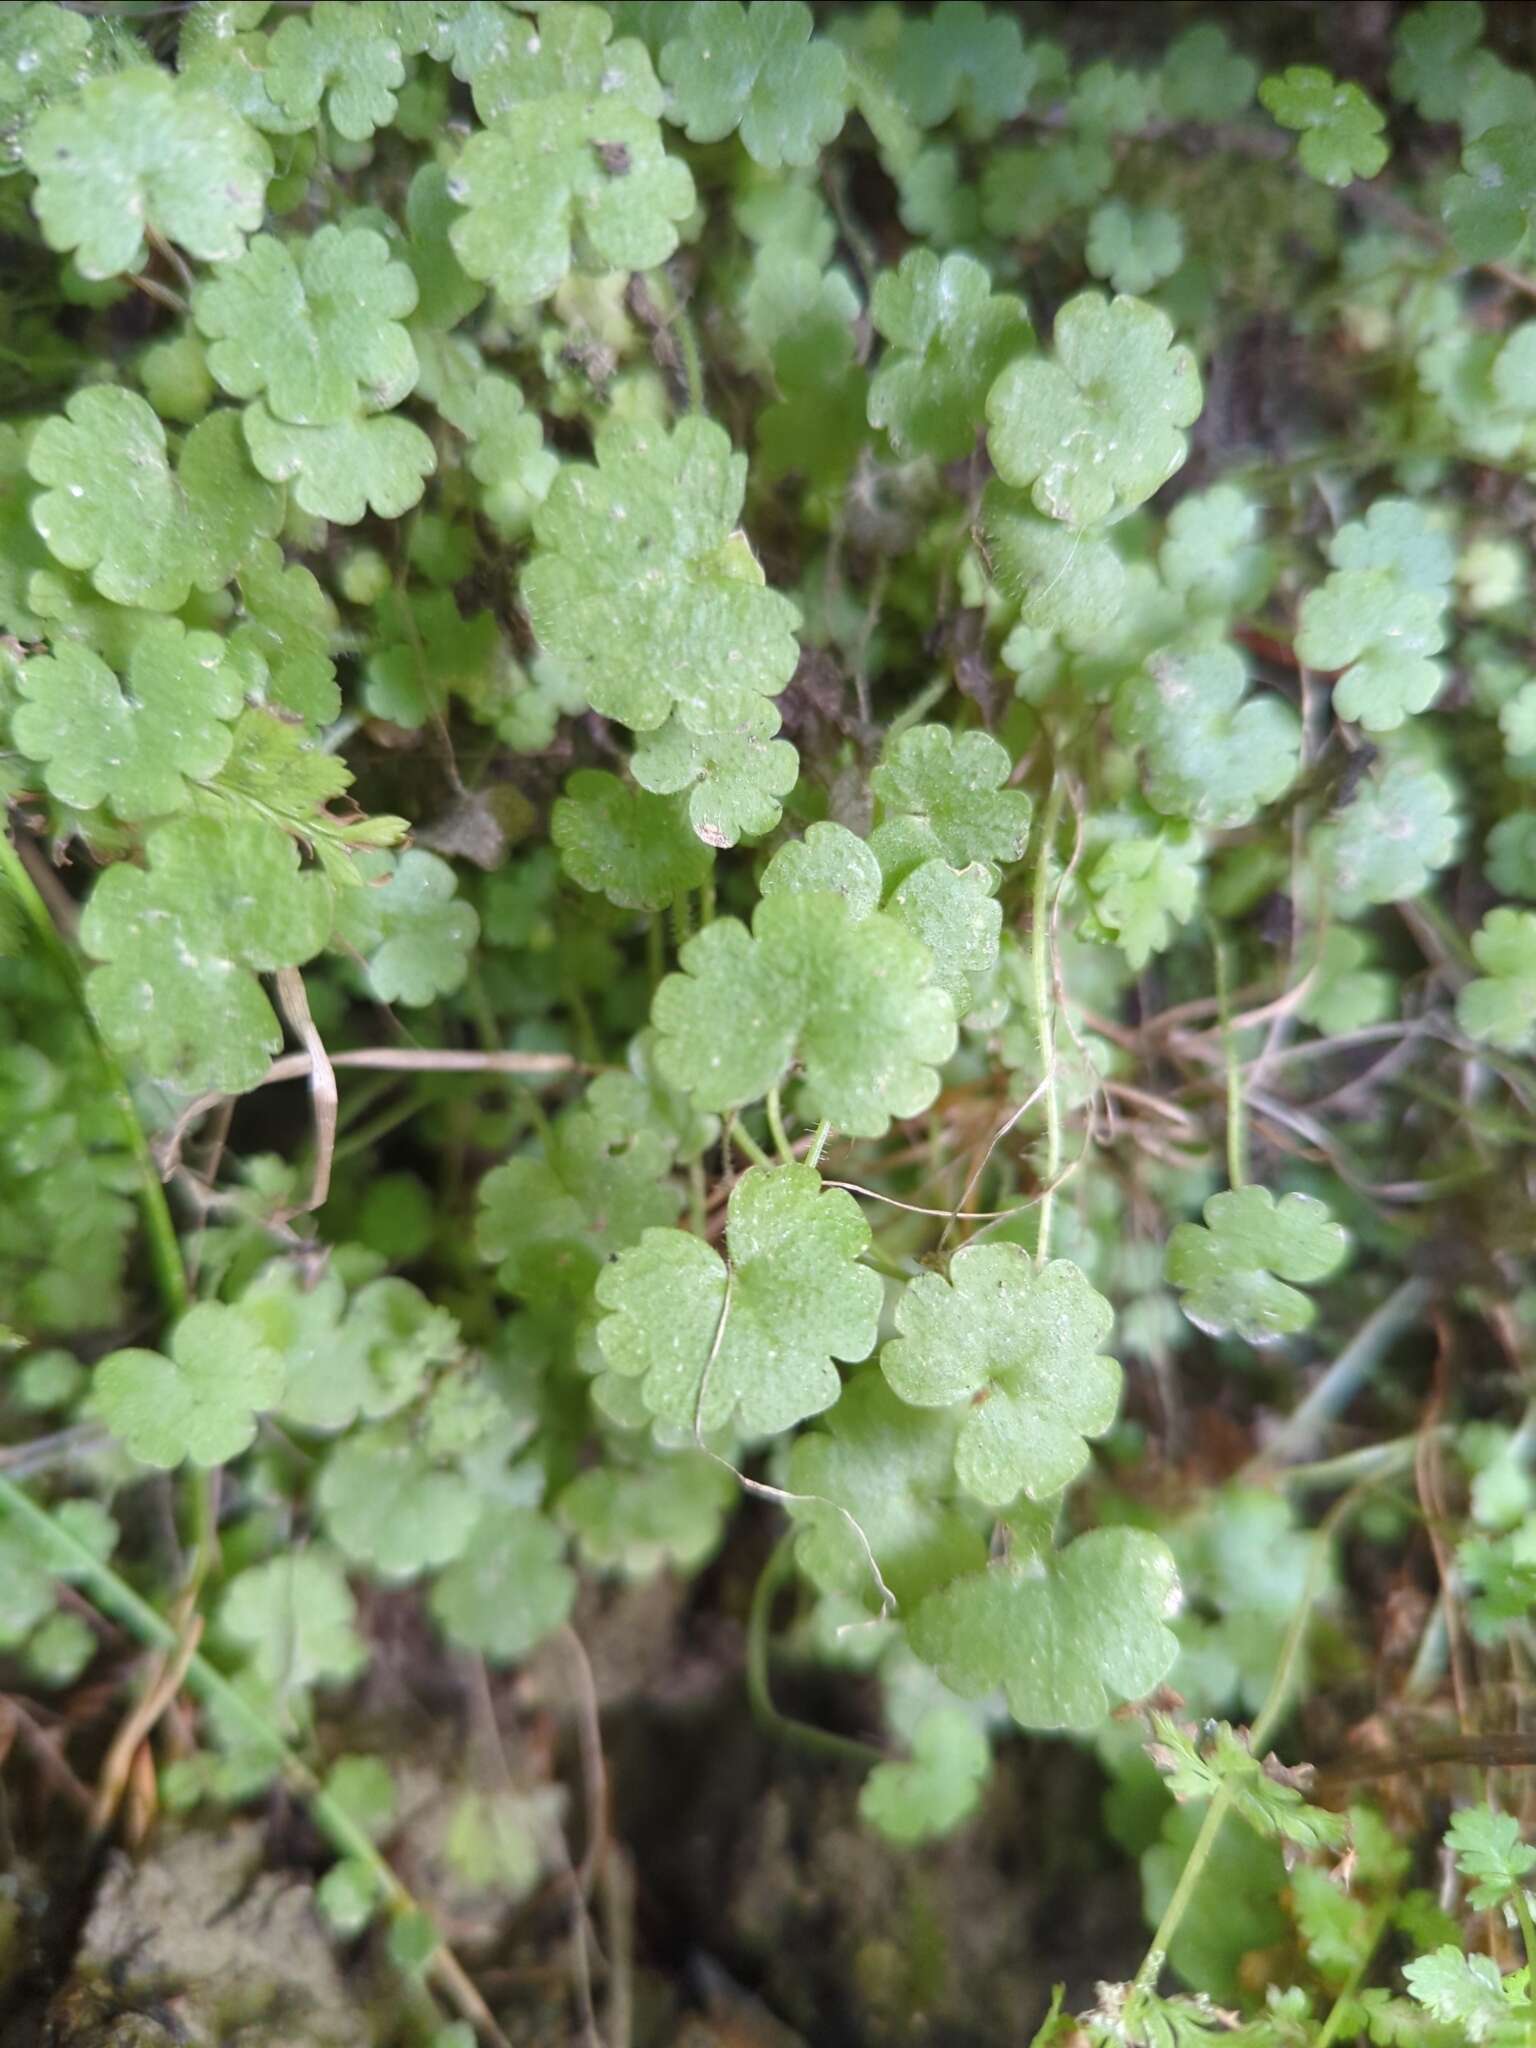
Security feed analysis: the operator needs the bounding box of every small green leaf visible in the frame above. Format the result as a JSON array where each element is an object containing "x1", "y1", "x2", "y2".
[
  {"x1": 243, "y1": 401, "x2": 436, "y2": 524},
  {"x1": 859, "y1": 1705, "x2": 990, "y2": 1844},
  {"x1": 789, "y1": 1369, "x2": 987, "y2": 1610},
  {"x1": 557, "y1": 1453, "x2": 734, "y2": 1578},
  {"x1": 987, "y1": 292, "x2": 1201, "y2": 528},
  {"x1": 477, "y1": 1103, "x2": 679, "y2": 1308},
  {"x1": 1311, "y1": 754, "x2": 1461, "y2": 912},
  {"x1": 331, "y1": 848, "x2": 479, "y2": 1006},
  {"x1": 1403, "y1": 1947, "x2": 1518, "y2": 2042},
  {"x1": 1298, "y1": 571, "x2": 1446, "y2": 730},
  {"x1": 448, "y1": 8, "x2": 691, "y2": 304},
  {"x1": 760, "y1": 821, "x2": 883, "y2": 919},
  {"x1": 885, "y1": 858, "x2": 1002, "y2": 1012},
  {"x1": 29, "y1": 390, "x2": 283, "y2": 610},
  {"x1": 594, "y1": 1162, "x2": 881, "y2": 1437},
  {"x1": 1159, "y1": 485, "x2": 1274, "y2": 617},
  {"x1": 194, "y1": 226, "x2": 419, "y2": 425},
  {"x1": 552, "y1": 769, "x2": 712, "y2": 910},
  {"x1": 219, "y1": 1550, "x2": 367, "y2": 1693},
  {"x1": 1259, "y1": 67, "x2": 1387, "y2": 188},
  {"x1": 0, "y1": 5, "x2": 98, "y2": 173},
  {"x1": 264, "y1": 0, "x2": 405, "y2": 140},
  {"x1": 882, "y1": 1246, "x2": 1120, "y2": 1509},
  {"x1": 1446, "y1": 1805, "x2": 1536, "y2": 1911},
  {"x1": 24, "y1": 64, "x2": 271, "y2": 278},
  {"x1": 1166, "y1": 1187, "x2": 1348, "y2": 1343},
  {"x1": 94, "y1": 1302, "x2": 284, "y2": 1469},
  {"x1": 1457, "y1": 907, "x2": 1536, "y2": 1051},
  {"x1": 242, "y1": 1264, "x2": 459, "y2": 1434},
  {"x1": 1115, "y1": 644, "x2": 1301, "y2": 829},
  {"x1": 1085, "y1": 202, "x2": 1185, "y2": 297},
  {"x1": 81, "y1": 815, "x2": 333, "y2": 1094},
  {"x1": 652, "y1": 890, "x2": 956, "y2": 1137},
  {"x1": 1445, "y1": 124, "x2": 1536, "y2": 263},
  {"x1": 630, "y1": 700, "x2": 799, "y2": 849},
  {"x1": 660, "y1": 1, "x2": 847, "y2": 168},
  {"x1": 523, "y1": 416, "x2": 799, "y2": 735},
  {"x1": 1160, "y1": 25, "x2": 1256, "y2": 122},
  {"x1": 910, "y1": 1527, "x2": 1180, "y2": 1731},
  {"x1": 1391, "y1": 2, "x2": 1486, "y2": 123},
  {"x1": 429, "y1": 1506, "x2": 575, "y2": 1660},
  {"x1": 1082, "y1": 826, "x2": 1202, "y2": 971},
  {"x1": 13, "y1": 620, "x2": 244, "y2": 820},
  {"x1": 319, "y1": 1421, "x2": 480, "y2": 1582},
  {"x1": 871, "y1": 725, "x2": 1032, "y2": 873},
  {"x1": 868, "y1": 250, "x2": 1032, "y2": 462}
]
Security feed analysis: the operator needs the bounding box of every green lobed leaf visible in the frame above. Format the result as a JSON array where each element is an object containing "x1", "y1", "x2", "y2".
[
  {"x1": 1166, "y1": 1187, "x2": 1349, "y2": 1343},
  {"x1": 331, "y1": 848, "x2": 480, "y2": 1006},
  {"x1": 80, "y1": 814, "x2": 334, "y2": 1093},
  {"x1": 448, "y1": 5, "x2": 691, "y2": 304},
  {"x1": 551, "y1": 769, "x2": 713, "y2": 909},
  {"x1": 593, "y1": 1162, "x2": 881, "y2": 1437},
  {"x1": 428, "y1": 1505, "x2": 575, "y2": 1661},
  {"x1": 652, "y1": 889, "x2": 957, "y2": 1137},
  {"x1": 630, "y1": 700, "x2": 799, "y2": 850},
  {"x1": 871, "y1": 725, "x2": 1032, "y2": 874},
  {"x1": 1259, "y1": 66, "x2": 1388, "y2": 187},
  {"x1": 909, "y1": 1527, "x2": 1180, "y2": 1731},
  {"x1": 13, "y1": 619, "x2": 245, "y2": 820},
  {"x1": 219, "y1": 1550, "x2": 367, "y2": 1695},
  {"x1": 987, "y1": 293, "x2": 1202, "y2": 528},
  {"x1": 24, "y1": 64, "x2": 272, "y2": 278},
  {"x1": 1457, "y1": 907, "x2": 1536, "y2": 1052},
  {"x1": 194, "y1": 226, "x2": 419, "y2": 426},
  {"x1": 29, "y1": 390, "x2": 283, "y2": 610},
  {"x1": 859, "y1": 1705, "x2": 990, "y2": 1845},
  {"x1": 881, "y1": 1245, "x2": 1121, "y2": 1509},
  {"x1": 523, "y1": 416, "x2": 800, "y2": 735},
  {"x1": 1115, "y1": 643, "x2": 1301, "y2": 830},
  {"x1": 788, "y1": 1369, "x2": 987, "y2": 1611},
  {"x1": 867, "y1": 250, "x2": 1032, "y2": 463},
  {"x1": 93, "y1": 1301, "x2": 284, "y2": 1469},
  {"x1": 660, "y1": 1, "x2": 847, "y2": 169}
]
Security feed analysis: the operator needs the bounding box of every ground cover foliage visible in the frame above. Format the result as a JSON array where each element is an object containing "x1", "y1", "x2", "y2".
[{"x1": 4, "y1": 1, "x2": 1536, "y2": 2041}]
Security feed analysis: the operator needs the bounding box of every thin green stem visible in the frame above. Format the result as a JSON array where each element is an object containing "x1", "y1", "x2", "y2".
[
  {"x1": 1212, "y1": 929, "x2": 1247, "y2": 1190},
  {"x1": 1514, "y1": 1884, "x2": 1536, "y2": 1983},
  {"x1": 1129, "y1": 1486, "x2": 1364, "y2": 2009},
  {"x1": 1029, "y1": 780, "x2": 1067, "y2": 1268},
  {"x1": 0, "y1": 828, "x2": 189, "y2": 1325},
  {"x1": 646, "y1": 913, "x2": 664, "y2": 991},
  {"x1": 806, "y1": 1119, "x2": 832, "y2": 1172},
  {"x1": 1314, "y1": 1904, "x2": 1391, "y2": 2048},
  {"x1": 0, "y1": 1473, "x2": 502, "y2": 2044},
  {"x1": 745, "y1": 1535, "x2": 884, "y2": 1768},
  {"x1": 670, "y1": 892, "x2": 692, "y2": 952},
  {"x1": 765, "y1": 1084, "x2": 794, "y2": 1165},
  {"x1": 728, "y1": 1115, "x2": 773, "y2": 1171}
]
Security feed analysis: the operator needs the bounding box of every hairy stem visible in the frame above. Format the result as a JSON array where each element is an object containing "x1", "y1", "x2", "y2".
[{"x1": 1030, "y1": 780, "x2": 1067, "y2": 1267}]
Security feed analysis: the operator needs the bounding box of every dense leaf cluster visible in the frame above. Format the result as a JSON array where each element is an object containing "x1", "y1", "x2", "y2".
[{"x1": 3, "y1": 3, "x2": 1536, "y2": 2043}]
